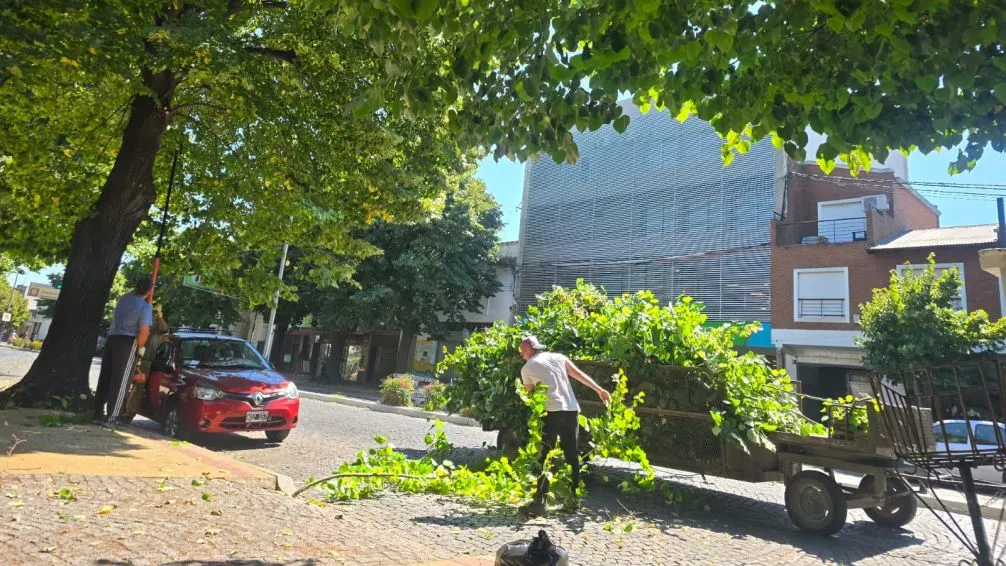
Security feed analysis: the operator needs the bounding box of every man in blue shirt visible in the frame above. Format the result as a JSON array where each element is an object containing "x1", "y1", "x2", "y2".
[{"x1": 94, "y1": 276, "x2": 153, "y2": 424}]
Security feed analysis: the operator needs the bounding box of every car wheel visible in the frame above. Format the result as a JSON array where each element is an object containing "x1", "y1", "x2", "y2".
[
  {"x1": 265, "y1": 429, "x2": 290, "y2": 443},
  {"x1": 785, "y1": 470, "x2": 848, "y2": 536},
  {"x1": 161, "y1": 402, "x2": 188, "y2": 440}
]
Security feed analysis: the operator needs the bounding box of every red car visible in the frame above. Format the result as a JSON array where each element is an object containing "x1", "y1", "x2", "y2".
[{"x1": 139, "y1": 332, "x2": 300, "y2": 443}]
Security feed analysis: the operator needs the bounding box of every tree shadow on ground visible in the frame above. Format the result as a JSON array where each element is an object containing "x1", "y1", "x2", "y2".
[{"x1": 412, "y1": 466, "x2": 932, "y2": 564}]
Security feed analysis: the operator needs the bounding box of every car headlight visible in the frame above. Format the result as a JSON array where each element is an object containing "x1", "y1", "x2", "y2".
[
  {"x1": 193, "y1": 385, "x2": 225, "y2": 401},
  {"x1": 284, "y1": 382, "x2": 298, "y2": 399}
]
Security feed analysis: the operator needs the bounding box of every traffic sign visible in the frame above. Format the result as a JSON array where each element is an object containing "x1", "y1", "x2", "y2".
[{"x1": 1, "y1": 312, "x2": 11, "y2": 322}]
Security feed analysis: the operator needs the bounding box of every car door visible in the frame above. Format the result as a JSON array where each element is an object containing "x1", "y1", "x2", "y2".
[
  {"x1": 145, "y1": 341, "x2": 177, "y2": 417},
  {"x1": 933, "y1": 421, "x2": 971, "y2": 454},
  {"x1": 972, "y1": 422, "x2": 1006, "y2": 484}
]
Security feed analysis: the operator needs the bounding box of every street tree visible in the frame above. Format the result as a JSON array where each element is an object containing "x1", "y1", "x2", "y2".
[
  {"x1": 858, "y1": 255, "x2": 1006, "y2": 374},
  {"x1": 0, "y1": 277, "x2": 30, "y2": 335},
  {"x1": 0, "y1": 3, "x2": 462, "y2": 406},
  {"x1": 2, "y1": 1, "x2": 1003, "y2": 407},
  {"x1": 348, "y1": 177, "x2": 503, "y2": 373}
]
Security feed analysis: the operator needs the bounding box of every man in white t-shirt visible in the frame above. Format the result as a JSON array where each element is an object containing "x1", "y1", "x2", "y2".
[{"x1": 519, "y1": 335, "x2": 610, "y2": 517}]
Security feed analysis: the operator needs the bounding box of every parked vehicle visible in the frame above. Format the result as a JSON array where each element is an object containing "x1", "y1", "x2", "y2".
[
  {"x1": 139, "y1": 332, "x2": 299, "y2": 443},
  {"x1": 932, "y1": 419, "x2": 1006, "y2": 484}
]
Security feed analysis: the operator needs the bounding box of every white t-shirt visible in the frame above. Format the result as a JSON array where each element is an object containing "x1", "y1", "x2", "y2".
[{"x1": 521, "y1": 352, "x2": 580, "y2": 412}]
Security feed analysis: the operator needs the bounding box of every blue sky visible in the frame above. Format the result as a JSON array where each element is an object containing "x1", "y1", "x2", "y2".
[{"x1": 9, "y1": 144, "x2": 1006, "y2": 287}]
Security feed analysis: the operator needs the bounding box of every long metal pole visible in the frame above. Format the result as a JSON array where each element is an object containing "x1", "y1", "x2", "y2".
[
  {"x1": 959, "y1": 464, "x2": 993, "y2": 566},
  {"x1": 262, "y1": 242, "x2": 289, "y2": 361},
  {"x1": 148, "y1": 143, "x2": 182, "y2": 304}
]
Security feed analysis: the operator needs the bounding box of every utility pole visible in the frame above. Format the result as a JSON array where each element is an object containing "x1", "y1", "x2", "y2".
[{"x1": 262, "y1": 242, "x2": 289, "y2": 362}]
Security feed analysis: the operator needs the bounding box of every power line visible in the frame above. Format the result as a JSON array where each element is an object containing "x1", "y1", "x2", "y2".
[{"x1": 789, "y1": 172, "x2": 1006, "y2": 201}]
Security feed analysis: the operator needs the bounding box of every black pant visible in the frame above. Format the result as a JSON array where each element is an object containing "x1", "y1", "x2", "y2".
[
  {"x1": 95, "y1": 335, "x2": 136, "y2": 421},
  {"x1": 534, "y1": 410, "x2": 581, "y2": 504}
]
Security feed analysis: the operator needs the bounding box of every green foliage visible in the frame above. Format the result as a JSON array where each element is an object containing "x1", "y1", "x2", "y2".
[
  {"x1": 858, "y1": 254, "x2": 1006, "y2": 375},
  {"x1": 37, "y1": 412, "x2": 89, "y2": 427},
  {"x1": 421, "y1": 381, "x2": 449, "y2": 412},
  {"x1": 331, "y1": 0, "x2": 1005, "y2": 172},
  {"x1": 0, "y1": 277, "x2": 30, "y2": 330},
  {"x1": 579, "y1": 370, "x2": 654, "y2": 489},
  {"x1": 11, "y1": 337, "x2": 25, "y2": 348},
  {"x1": 441, "y1": 281, "x2": 813, "y2": 454},
  {"x1": 314, "y1": 376, "x2": 647, "y2": 506},
  {"x1": 820, "y1": 395, "x2": 876, "y2": 438},
  {"x1": 379, "y1": 375, "x2": 415, "y2": 407}
]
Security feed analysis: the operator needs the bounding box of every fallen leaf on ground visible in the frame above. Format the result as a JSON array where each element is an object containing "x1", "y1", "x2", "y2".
[
  {"x1": 210, "y1": 509, "x2": 224, "y2": 516},
  {"x1": 279, "y1": 529, "x2": 293, "y2": 536},
  {"x1": 196, "y1": 539, "x2": 208, "y2": 545},
  {"x1": 40, "y1": 546, "x2": 55, "y2": 553},
  {"x1": 132, "y1": 531, "x2": 145, "y2": 536},
  {"x1": 8, "y1": 501, "x2": 24, "y2": 508},
  {"x1": 97, "y1": 505, "x2": 114, "y2": 515}
]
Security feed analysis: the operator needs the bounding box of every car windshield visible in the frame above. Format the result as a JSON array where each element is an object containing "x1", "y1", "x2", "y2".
[{"x1": 180, "y1": 338, "x2": 266, "y2": 370}]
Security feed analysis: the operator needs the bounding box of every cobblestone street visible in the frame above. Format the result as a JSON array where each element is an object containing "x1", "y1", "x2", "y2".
[{"x1": 1, "y1": 348, "x2": 1001, "y2": 564}]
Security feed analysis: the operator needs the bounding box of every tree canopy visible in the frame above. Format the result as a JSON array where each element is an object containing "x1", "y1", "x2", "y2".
[
  {"x1": 858, "y1": 255, "x2": 1006, "y2": 373},
  {"x1": 1, "y1": 1, "x2": 1002, "y2": 406}
]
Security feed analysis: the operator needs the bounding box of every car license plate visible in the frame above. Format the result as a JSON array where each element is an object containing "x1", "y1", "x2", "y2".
[{"x1": 246, "y1": 410, "x2": 270, "y2": 423}]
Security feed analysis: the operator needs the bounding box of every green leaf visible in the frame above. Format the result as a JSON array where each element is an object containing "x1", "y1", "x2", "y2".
[{"x1": 613, "y1": 115, "x2": 630, "y2": 134}]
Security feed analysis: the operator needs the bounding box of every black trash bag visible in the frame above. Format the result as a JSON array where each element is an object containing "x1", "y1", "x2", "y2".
[{"x1": 495, "y1": 529, "x2": 569, "y2": 566}]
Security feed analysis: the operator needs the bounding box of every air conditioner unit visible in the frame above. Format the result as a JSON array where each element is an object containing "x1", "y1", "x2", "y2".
[{"x1": 863, "y1": 195, "x2": 889, "y2": 211}]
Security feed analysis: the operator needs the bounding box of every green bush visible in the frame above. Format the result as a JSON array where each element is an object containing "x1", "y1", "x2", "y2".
[
  {"x1": 440, "y1": 280, "x2": 817, "y2": 455},
  {"x1": 379, "y1": 375, "x2": 414, "y2": 407},
  {"x1": 30, "y1": 340, "x2": 42, "y2": 350},
  {"x1": 12, "y1": 337, "x2": 26, "y2": 348},
  {"x1": 421, "y1": 381, "x2": 448, "y2": 412}
]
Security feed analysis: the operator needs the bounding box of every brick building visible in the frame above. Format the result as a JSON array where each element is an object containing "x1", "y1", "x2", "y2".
[{"x1": 772, "y1": 163, "x2": 1002, "y2": 417}]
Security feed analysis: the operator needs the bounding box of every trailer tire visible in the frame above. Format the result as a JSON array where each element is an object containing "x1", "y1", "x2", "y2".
[
  {"x1": 785, "y1": 470, "x2": 848, "y2": 536},
  {"x1": 859, "y1": 475, "x2": 917, "y2": 528}
]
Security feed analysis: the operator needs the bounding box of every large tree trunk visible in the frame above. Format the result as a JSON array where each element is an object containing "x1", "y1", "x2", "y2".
[
  {"x1": 0, "y1": 77, "x2": 174, "y2": 410},
  {"x1": 269, "y1": 314, "x2": 292, "y2": 369},
  {"x1": 394, "y1": 326, "x2": 417, "y2": 374}
]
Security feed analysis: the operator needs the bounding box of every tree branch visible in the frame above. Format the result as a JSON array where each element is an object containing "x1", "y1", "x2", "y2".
[{"x1": 245, "y1": 46, "x2": 297, "y2": 62}]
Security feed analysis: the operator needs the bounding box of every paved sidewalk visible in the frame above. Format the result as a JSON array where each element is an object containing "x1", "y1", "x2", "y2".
[{"x1": 1, "y1": 409, "x2": 275, "y2": 487}]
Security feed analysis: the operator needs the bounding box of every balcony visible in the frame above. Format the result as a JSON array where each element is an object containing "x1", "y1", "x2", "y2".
[
  {"x1": 797, "y1": 298, "x2": 846, "y2": 320},
  {"x1": 776, "y1": 217, "x2": 868, "y2": 246}
]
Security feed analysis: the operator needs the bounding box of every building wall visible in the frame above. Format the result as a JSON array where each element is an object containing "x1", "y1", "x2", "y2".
[
  {"x1": 518, "y1": 104, "x2": 778, "y2": 323},
  {"x1": 892, "y1": 186, "x2": 940, "y2": 230},
  {"x1": 771, "y1": 239, "x2": 1002, "y2": 332}
]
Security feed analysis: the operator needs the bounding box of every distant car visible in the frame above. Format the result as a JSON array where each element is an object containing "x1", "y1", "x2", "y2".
[
  {"x1": 932, "y1": 419, "x2": 1006, "y2": 484},
  {"x1": 139, "y1": 332, "x2": 299, "y2": 443}
]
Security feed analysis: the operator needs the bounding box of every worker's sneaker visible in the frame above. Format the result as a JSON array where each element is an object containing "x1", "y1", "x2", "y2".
[{"x1": 518, "y1": 500, "x2": 549, "y2": 518}]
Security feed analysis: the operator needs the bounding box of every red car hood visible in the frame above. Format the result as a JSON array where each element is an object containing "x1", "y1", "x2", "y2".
[{"x1": 181, "y1": 367, "x2": 288, "y2": 394}]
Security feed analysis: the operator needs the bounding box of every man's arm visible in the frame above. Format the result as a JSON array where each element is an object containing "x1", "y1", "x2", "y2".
[
  {"x1": 564, "y1": 359, "x2": 612, "y2": 405},
  {"x1": 136, "y1": 324, "x2": 151, "y2": 349}
]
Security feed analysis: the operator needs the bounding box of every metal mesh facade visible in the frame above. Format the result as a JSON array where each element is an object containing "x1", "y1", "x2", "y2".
[{"x1": 517, "y1": 108, "x2": 776, "y2": 322}]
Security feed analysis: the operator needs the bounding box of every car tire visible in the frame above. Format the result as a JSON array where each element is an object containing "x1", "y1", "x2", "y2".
[
  {"x1": 161, "y1": 401, "x2": 188, "y2": 441},
  {"x1": 265, "y1": 429, "x2": 290, "y2": 443},
  {"x1": 785, "y1": 470, "x2": 848, "y2": 536},
  {"x1": 859, "y1": 475, "x2": 918, "y2": 528}
]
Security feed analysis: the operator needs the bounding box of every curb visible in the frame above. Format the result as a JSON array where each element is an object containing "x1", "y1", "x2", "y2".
[
  {"x1": 299, "y1": 391, "x2": 480, "y2": 428},
  {"x1": 917, "y1": 492, "x2": 1005, "y2": 521},
  {"x1": 123, "y1": 425, "x2": 295, "y2": 494}
]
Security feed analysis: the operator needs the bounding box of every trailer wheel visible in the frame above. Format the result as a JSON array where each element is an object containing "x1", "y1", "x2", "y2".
[
  {"x1": 785, "y1": 470, "x2": 848, "y2": 535},
  {"x1": 859, "y1": 475, "x2": 918, "y2": 528}
]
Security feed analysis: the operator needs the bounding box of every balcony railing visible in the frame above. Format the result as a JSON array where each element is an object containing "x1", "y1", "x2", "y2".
[
  {"x1": 776, "y1": 217, "x2": 868, "y2": 246},
  {"x1": 798, "y1": 298, "x2": 846, "y2": 319}
]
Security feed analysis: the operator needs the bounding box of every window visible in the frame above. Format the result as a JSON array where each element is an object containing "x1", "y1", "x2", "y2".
[
  {"x1": 793, "y1": 268, "x2": 850, "y2": 322},
  {"x1": 180, "y1": 338, "x2": 267, "y2": 370},
  {"x1": 933, "y1": 422, "x2": 969, "y2": 444},
  {"x1": 896, "y1": 263, "x2": 967, "y2": 311},
  {"x1": 817, "y1": 198, "x2": 871, "y2": 243},
  {"x1": 153, "y1": 342, "x2": 173, "y2": 369},
  {"x1": 974, "y1": 424, "x2": 1005, "y2": 447}
]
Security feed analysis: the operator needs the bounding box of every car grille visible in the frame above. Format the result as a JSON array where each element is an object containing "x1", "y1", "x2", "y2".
[
  {"x1": 223, "y1": 392, "x2": 286, "y2": 407},
  {"x1": 220, "y1": 416, "x2": 287, "y2": 430}
]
